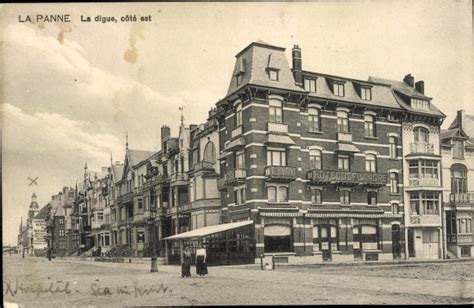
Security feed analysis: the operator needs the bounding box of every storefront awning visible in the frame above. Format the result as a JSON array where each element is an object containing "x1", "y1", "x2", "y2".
[
  {"x1": 264, "y1": 225, "x2": 291, "y2": 237},
  {"x1": 266, "y1": 134, "x2": 295, "y2": 145},
  {"x1": 163, "y1": 220, "x2": 254, "y2": 240},
  {"x1": 335, "y1": 142, "x2": 360, "y2": 153},
  {"x1": 225, "y1": 137, "x2": 246, "y2": 152}
]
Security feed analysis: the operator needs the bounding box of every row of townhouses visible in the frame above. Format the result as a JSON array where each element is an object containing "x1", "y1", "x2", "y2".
[{"x1": 18, "y1": 41, "x2": 474, "y2": 264}]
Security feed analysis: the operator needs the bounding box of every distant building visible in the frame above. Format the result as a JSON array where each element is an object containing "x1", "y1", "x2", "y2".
[
  {"x1": 441, "y1": 110, "x2": 474, "y2": 258},
  {"x1": 32, "y1": 204, "x2": 50, "y2": 256}
]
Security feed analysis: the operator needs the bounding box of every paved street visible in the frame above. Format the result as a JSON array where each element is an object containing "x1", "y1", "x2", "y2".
[{"x1": 3, "y1": 255, "x2": 473, "y2": 306}]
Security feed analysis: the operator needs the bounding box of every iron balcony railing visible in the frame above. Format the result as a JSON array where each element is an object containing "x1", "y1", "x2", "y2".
[
  {"x1": 408, "y1": 177, "x2": 440, "y2": 187},
  {"x1": 225, "y1": 169, "x2": 246, "y2": 186},
  {"x1": 410, "y1": 142, "x2": 434, "y2": 154},
  {"x1": 449, "y1": 193, "x2": 474, "y2": 204},
  {"x1": 264, "y1": 166, "x2": 297, "y2": 182}
]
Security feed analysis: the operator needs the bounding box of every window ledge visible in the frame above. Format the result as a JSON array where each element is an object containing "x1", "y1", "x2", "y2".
[
  {"x1": 267, "y1": 202, "x2": 290, "y2": 206},
  {"x1": 308, "y1": 130, "x2": 323, "y2": 135},
  {"x1": 390, "y1": 193, "x2": 401, "y2": 196},
  {"x1": 340, "y1": 204, "x2": 352, "y2": 207},
  {"x1": 364, "y1": 136, "x2": 378, "y2": 140}
]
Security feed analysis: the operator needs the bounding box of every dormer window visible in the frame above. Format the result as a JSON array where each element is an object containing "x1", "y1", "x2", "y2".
[
  {"x1": 333, "y1": 82, "x2": 345, "y2": 97},
  {"x1": 236, "y1": 74, "x2": 242, "y2": 86},
  {"x1": 268, "y1": 69, "x2": 279, "y2": 81},
  {"x1": 304, "y1": 78, "x2": 316, "y2": 92},
  {"x1": 361, "y1": 87, "x2": 372, "y2": 101},
  {"x1": 411, "y1": 98, "x2": 429, "y2": 110}
]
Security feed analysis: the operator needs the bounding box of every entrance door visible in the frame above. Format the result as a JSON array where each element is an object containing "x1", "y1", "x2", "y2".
[
  {"x1": 392, "y1": 225, "x2": 402, "y2": 259},
  {"x1": 422, "y1": 229, "x2": 439, "y2": 259},
  {"x1": 320, "y1": 225, "x2": 337, "y2": 261},
  {"x1": 408, "y1": 228, "x2": 415, "y2": 257}
]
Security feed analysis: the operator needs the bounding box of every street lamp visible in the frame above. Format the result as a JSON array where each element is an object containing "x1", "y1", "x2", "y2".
[{"x1": 150, "y1": 207, "x2": 158, "y2": 272}]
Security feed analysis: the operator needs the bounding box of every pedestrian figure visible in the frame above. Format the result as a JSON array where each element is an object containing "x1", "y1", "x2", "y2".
[
  {"x1": 181, "y1": 246, "x2": 192, "y2": 278},
  {"x1": 195, "y1": 244, "x2": 208, "y2": 277}
]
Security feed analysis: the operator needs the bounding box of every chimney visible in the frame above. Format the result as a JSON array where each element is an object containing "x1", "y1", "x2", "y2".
[
  {"x1": 292, "y1": 45, "x2": 303, "y2": 85},
  {"x1": 457, "y1": 110, "x2": 465, "y2": 129},
  {"x1": 415, "y1": 80, "x2": 424, "y2": 94},
  {"x1": 403, "y1": 74, "x2": 414, "y2": 87},
  {"x1": 208, "y1": 107, "x2": 217, "y2": 119},
  {"x1": 161, "y1": 125, "x2": 170, "y2": 140}
]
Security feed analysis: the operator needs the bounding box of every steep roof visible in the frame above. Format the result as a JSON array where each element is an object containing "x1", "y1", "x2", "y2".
[
  {"x1": 126, "y1": 149, "x2": 155, "y2": 167},
  {"x1": 448, "y1": 113, "x2": 474, "y2": 136},
  {"x1": 111, "y1": 164, "x2": 124, "y2": 183},
  {"x1": 303, "y1": 72, "x2": 402, "y2": 110},
  {"x1": 34, "y1": 204, "x2": 51, "y2": 220},
  {"x1": 226, "y1": 41, "x2": 303, "y2": 96},
  {"x1": 369, "y1": 76, "x2": 444, "y2": 117}
]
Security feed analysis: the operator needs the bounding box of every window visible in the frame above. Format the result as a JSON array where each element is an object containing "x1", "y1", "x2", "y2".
[
  {"x1": 333, "y1": 82, "x2": 345, "y2": 97},
  {"x1": 58, "y1": 218, "x2": 64, "y2": 225},
  {"x1": 269, "y1": 99, "x2": 283, "y2": 123},
  {"x1": 367, "y1": 191, "x2": 377, "y2": 206},
  {"x1": 409, "y1": 160, "x2": 438, "y2": 179},
  {"x1": 234, "y1": 187, "x2": 246, "y2": 205},
  {"x1": 392, "y1": 203, "x2": 399, "y2": 214},
  {"x1": 269, "y1": 69, "x2": 279, "y2": 81},
  {"x1": 361, "y1": 87, "x2": 372, "y2": 100},
  {"x1": 267, "y1": 185, "x2": 289, "y2": 203},
  {"x1": 97, "y1": 212, "x2": 103, "y2": 221},
  {"x1": 235, "y1": 152, "x2": 245, "y2": 169},
  {"x1": 340, "y1": 190, "x2": 351, "y2": 205},
  {"x1": 137, "y1": 232, "x2": 145, "y2": 243},
  {"x1": 364, "y1": 115, "x2": 375, "y2": 137},
  {"x1": 410, "y1": 192, "x2": 439, "y2": 215},
  {"x1": 304, "y1": 78, "x2": 316, "y2": 92},
  {"x1": 458, "y1": 219, "x2": 472, "y2": 234},
  {"x1": 412, "y1": 98, "x2": 429, "y2": 110},
  {"x1": 203, "y1": 141, "x2": 216, "y2": 163},
  {"x1": 59, "y1": 229, "x2": 65, "y2": 237},
  {"x1": 308, "y1": 108, "x2": 320, "y2": 132},
  {"x1": 338, "y1": 155, "x2": 350, "y2": 171},
  {"x1": 451, "y1": 164, "x2": 467, "y2": 194},
  {"x1": 235, "y1": 102, "x2": 243, "y2": 127},
  {"x1": 414, "y1": 127, "x2": 429, "y2": 143},
  {"x1": 337, "y1": 110, "x2": 349, "y2": 133},
  {"x1": 390, "y1": 173, "x2": 399, "y2": 194},
  {"x1": 267, "y1": 149, "x2": 286, "y2": 166},
  {"x1": 453, "y1": 140, "x2": 464, "y2": 159},
  {"x1": 311, "y1": 189, "x2": 322, "y2": 205},
  {"x1": 236, "y1": 74, "x2": 242, "y2": 86},
  {"x1": 365, "y1": 154, "x2": 377, "y2": 172},
  {"x1": 389, "y1": 137, "x2": 397, "y2": 159},
  {"x1": 309, "y1": 149, "x2": 322, "y2": 170},
  {"x1": 137, "y1": 198, "x2": 143, "y2": 209}
]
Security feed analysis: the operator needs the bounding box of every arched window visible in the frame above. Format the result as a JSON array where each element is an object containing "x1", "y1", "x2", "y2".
[
  {"x1": 203, "y1": 141, "x2": 216, "y2": 164},
  {"x1": 389, "y1": 136, "x2": 397, "y2": 159},
  {"x1": 308, "y1": 108, "x2": 320, "y2": 132},
  {"x1": 367, "y1": 191, "x2": 377, "y2": 206},
  {"x1": 235, "y1": 102, "x2": 243, "y2": 127},
  {"x1": 392, "y1": 203, "x2": 399, "y2": 214},
  {"x1": 451, "y1": 164, "x2": 467, "y2": 194},
  {"x1": 337, "y1": 110, "x2": 349, "y2": 133},
  {"x1": 364, "y1": 114, "x2": 375, "y2": 137},
  {"x1": 414, "y1": 127, "x2": 429, "y2": 143},
  {"x1": 309, "y1": 149, "x2": 322, "y2": 170},
  {"x1": 365, "y1": 154, "x2": 377, "y2": 172}
]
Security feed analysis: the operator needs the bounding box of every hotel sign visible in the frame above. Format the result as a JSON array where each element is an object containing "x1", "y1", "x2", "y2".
[{"x1": 308, "y1": 170, "x2": 387, "y2": 185}]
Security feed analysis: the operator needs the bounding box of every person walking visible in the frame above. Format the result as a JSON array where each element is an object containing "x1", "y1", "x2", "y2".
[
  {"x1": 195, "y1": 244, "x2": 208, "y2": 277},
  {"x1": 181, "y1": 246, "x2": 192, "y2": 278}
]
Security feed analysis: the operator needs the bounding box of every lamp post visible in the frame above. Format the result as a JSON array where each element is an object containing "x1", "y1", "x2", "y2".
[{"x1": 150, "y1": 207, "x2": 158, "y2": 272}]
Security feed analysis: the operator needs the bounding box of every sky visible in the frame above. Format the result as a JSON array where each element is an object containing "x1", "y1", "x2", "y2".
[{"x1": 1, "y1": 1, "x2": 472, "y2": 246}]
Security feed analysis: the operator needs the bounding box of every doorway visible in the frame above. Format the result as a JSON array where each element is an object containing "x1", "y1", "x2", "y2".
[
  {"x1": 392, "y1": 224, "x2": 402, "y2": 259},
  {"x1": 408, "y1": 228, "x2": 415, "y2": 258}
]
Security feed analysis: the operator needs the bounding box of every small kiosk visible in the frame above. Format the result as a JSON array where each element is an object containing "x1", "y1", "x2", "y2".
[{"x1": 163, "y1": 220, "x2": 255, "y2": 266}]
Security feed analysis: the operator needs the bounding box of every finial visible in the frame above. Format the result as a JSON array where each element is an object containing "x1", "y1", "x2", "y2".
[
  {"x1": 85, "y1": 162, "x2": 88, "y2": 170},
  {"x1": 179, "y1": 106, "x2": 184, "y2": 126},
  {"x1": 126, "y1": 131, "x2": 129, "y2": 149},
  {"x1": 110, "y1": 152, "x2": 113, "y2": 165}
]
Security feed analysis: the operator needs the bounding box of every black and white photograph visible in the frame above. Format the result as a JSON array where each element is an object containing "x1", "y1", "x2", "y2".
[{"x1": 1, "y1": 1, "x2": 473, "y2": 306}]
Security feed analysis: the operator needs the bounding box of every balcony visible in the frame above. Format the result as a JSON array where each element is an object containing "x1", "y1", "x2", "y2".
[
  {"x1": 408, "y1": 177, "x2": 440, "y2": 187},
  {"x1": 268, "y1": 122, "x2": 288, "y2": 134},
  {"x1": 409, "y1": 214, "x2": 440, "y2": 226},
  {"x1": 307, "y1": 169, "x2": 387, "y2": 187},
  {"x1": 193, "y1": 161, "x2": 215, "y2": 173},
  {"x1": 449, "y1": 234, "x2": 473, "y2": 244},
  {"x1": 264, "y1": 166, "x2": 297, "y2": 182},
  {"x1": 410, "y1": 142, "x2": 434, "y2": 155},
  {"x1": 156, "y1": 175, "x2": 170, "y2": 185},
  {"x1": 170, "y1": 173, "x2": 189, "y2": 184},
  {"x1": 225, "y1": 169, "x2": 246, "y2": 186},
  {"x1": 337, "y1": 132, "x2": 353, "y2": 143},
  {"x1": 231, "y1": 126, "x2": 243, "y2": 138},
  {"x1": 217, "y1": 177, "x2": 227, "y2": 190},
  {"x1": 450, "y1": 193, "x2": 474, "y2": 205}
]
